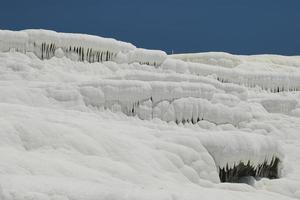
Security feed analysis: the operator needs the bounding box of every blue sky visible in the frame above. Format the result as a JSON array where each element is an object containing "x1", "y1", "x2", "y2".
[{"x1": 0, "y1": 0, "x2": 300, "y2": 55}]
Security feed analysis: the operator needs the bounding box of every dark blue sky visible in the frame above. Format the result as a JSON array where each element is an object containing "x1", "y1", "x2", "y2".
[{"x1": 0, "y1": 0, "x2": 300, "y2": 55}]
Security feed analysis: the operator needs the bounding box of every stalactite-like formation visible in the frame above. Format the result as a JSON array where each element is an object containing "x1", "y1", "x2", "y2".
[
  {"x1": 38, "y1": 42, "x2": 117, "y2": 63},
  {"x1": 215, "y1": 76, "x2": 299, "y2": 93},
  {"x1": 219, "y1": 157, "x2": 280, "y2": 183},
  {"x1": 1, "y1": 31, "x2": 167, "y2": 67}
]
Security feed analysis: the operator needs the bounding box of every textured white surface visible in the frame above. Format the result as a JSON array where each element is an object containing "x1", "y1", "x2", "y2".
[{"x1": 0, "y1": 30, "x2": 300, "y2": 200}]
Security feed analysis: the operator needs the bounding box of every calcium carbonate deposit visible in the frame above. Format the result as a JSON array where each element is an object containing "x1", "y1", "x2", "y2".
[{"x1": 0, "y1": 29, "x2": 300, "y2": 200}]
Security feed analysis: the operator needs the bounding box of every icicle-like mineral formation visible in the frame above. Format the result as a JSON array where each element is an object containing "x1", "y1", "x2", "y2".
[
  {"x1": 199, "y1": 132, "x2": 283, "y2": 183},
  {"x1": 0, "y1": 29, "x2": 167, "y2": 66}
]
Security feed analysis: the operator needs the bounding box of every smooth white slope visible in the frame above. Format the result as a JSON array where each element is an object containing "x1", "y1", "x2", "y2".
[{"x1": 0, "y1": 103, "x2": 292, "y2": 200}]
